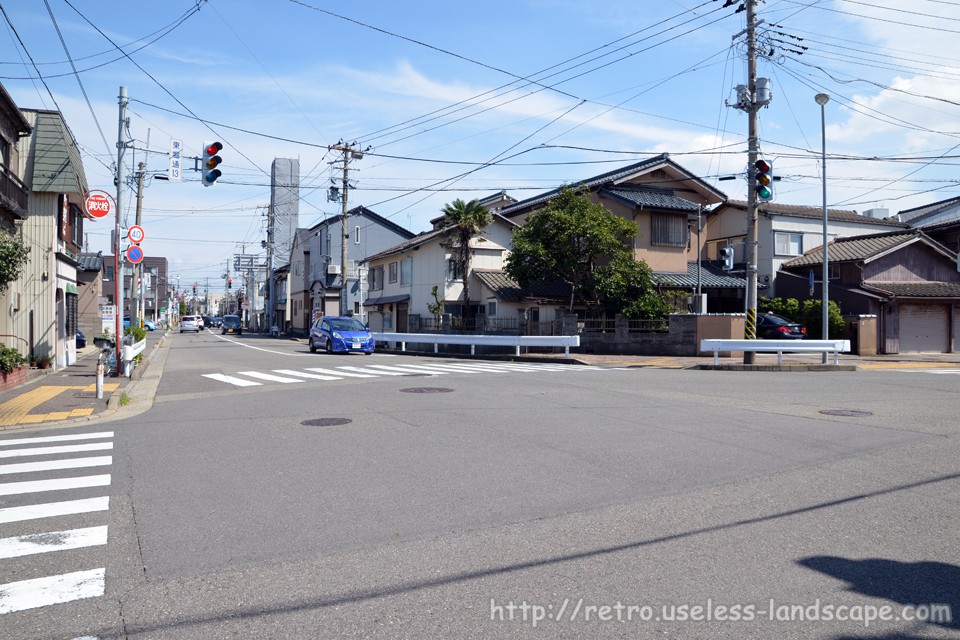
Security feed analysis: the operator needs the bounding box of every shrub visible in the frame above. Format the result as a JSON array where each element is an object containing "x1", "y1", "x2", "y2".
[
  {"x1": 0, "y1": 344, "x2": 26, "y2": 374},
  {"x1": 124, "y1": 326, "x2": 147, "y2": 342}
]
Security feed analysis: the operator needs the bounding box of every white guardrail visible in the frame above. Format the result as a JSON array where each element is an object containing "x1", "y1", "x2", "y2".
[
  {"x1": 700, "y1": 339, "x2": 851, "y2": 366},
  {"x1": 373, "y1": 332, "x2": 580, "y2": 358},
  {"x1": 120, "y1": 338, "x2": 147, "y2": 377}
]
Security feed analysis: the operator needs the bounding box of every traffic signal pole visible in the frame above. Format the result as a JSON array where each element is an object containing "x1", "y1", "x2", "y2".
[
  {"x1": 114, "y1": 87, "x2": 128, "y2": 372},
  {"x1": 744, "y1": 0, "x2": 760, "y2": 363}
]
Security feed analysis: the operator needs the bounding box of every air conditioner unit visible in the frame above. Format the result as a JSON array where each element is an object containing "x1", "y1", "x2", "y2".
[{"x1": 327, "y1": 265, "x2": 341, "y2": 275}]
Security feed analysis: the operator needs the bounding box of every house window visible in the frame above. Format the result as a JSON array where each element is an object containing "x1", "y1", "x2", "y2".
[
  {"x1": 775, "y1": 232, "x2": 803, "y2": 256},
  {"x1": 355, "y1": 225, "x2": 360, "y2": 244},
  {"x1": 829, "y1": 263, "x2": 841, "y2": 280},
  {"x1": 447, "y1": 258, "x2": 463, "y2": 281},
  {"x1": 487, "y1": 301, "x2": 497, "y2": 317},
  {"x1": 388, "y1": 262, "x2": 398, "y2": 283},
  {"x1": 400, "y1": 257, "x2": 413, "y2": 285},
  {"x1": 651, "y1": 213, "x2": 687, "y2": 247},
  {"x1": 369, "y1": 265, "x2": 382, "y2": 291}
]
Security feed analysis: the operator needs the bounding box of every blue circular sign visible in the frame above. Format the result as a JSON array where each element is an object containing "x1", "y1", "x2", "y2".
[{"x1": 126, "y1": 245, "x2": 144, "y2": 264}]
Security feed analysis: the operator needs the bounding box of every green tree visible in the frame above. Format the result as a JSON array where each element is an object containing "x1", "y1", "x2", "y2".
[
  {"x1": 0, "y1": 230, "x2": 30, "y2": 293},
  {"x1": 506, "y1": 187, "x2": 665, "y2": 318},
  {"x1": 439, "y1": 198, "x2": 491, "y2": 321}
]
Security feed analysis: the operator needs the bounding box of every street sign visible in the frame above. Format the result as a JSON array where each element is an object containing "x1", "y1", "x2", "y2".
[
  {"x1": 126, "y1": 245, "x2": 144, "y2": 264},
  {"x1": 128, "y1": 225, "x2": 145, "y2": 243},
  {"x1": 83, "y1": 190, "x2": 114, "y2": 219},
  {"x1": 169, "y1": 139, "x2": 183, "y2": 182}
]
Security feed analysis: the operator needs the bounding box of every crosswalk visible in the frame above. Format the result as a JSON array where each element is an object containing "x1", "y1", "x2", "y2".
[
  {"x1": 895, "y1": 368, "x2": 960, "y2": 376},
  {"x1": 0, "y1": 431, "x2": 113, "y2": 615},
  {"x1": 202, "y1": 361, "x2": 604, "y2": 388}
]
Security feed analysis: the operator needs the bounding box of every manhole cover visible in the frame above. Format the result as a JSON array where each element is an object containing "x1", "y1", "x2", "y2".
[
  {"x1": 301, "y1": 417, "x2": 352, "y2": 427},
  {"x1": 819, "y1": 409, "x2": 873, "y2": 417},
  {"x1": 400, "y1": 387, "x2": 454, "y2": 394}
]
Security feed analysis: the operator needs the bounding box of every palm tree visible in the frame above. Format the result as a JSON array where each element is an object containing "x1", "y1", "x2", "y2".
[{"x1": 440, "y1": 198, "x2": 491, "y2": 324}]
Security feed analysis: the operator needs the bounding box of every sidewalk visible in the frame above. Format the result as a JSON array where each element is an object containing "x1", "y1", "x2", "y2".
[{"x1": 0, "y1": 332, "x2": 167, "y2": 432}]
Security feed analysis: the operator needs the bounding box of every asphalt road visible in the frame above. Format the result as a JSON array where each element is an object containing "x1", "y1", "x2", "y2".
[{"x1": 1, "y1": 330, "x2": 958, "y2": 639}]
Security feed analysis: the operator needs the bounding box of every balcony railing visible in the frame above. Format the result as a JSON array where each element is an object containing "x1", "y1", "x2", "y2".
[{"x1": 0, "y1": 167, "x2": 28, "y2": 217}]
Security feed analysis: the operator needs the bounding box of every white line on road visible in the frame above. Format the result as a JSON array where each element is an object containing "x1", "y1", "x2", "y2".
[
  {"x1": 271, "y1": 369, "x2": 343, "y2": 381},
  {"x1": 236, "y1": 371, "x2": 304, "y2": 383},
  {"x1": 201, "y1": 373, "x2": 262, "y2": 387},
  {"x1": 0, "y1": 432, "x2": 114, "y2": 447},
  {"x1": 305, "y1": 367, "x2": 375, "y2": 378},
  {"x1": 0, "y1": 568, "x2": 105, "y2": 614},
  {"x1": 0, "y1": 526, "x2": 108, "y2": 559},
  {"x1": 336, "y1": 366, "x2": 415, "y2": 376},
  {"x1": 0, "y1": 456, "x2": 112, "y2": 476},
  {"x1": 0, "y1": 443, "x2": 113, "y2": 459},
  {"x1": 0, "y1": 497, "x2": 109, "y2": 524},
  {"x1": 0, "y1": 474, "x2": 111, "y2": 497},
  {"x1": 366, "y1": 364, "x2": 452, "y2": 375}
]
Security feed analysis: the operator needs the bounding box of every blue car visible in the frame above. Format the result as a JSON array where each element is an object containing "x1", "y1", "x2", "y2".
[
  {"x1": 309, "y1": 316, "x2": 374, "y2": 354},
  {"x1": 143, "y1": 320, "x2": 157, "y2": 331}
]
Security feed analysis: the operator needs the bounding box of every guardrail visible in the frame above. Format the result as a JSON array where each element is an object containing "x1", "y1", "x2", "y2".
[
  {"x1": 700, "y1": 339, "x2": 851, "y2": 366},
  {"x1": 121, "y1": 338, "x2": 147, "y2": 377},
  {"x1": 373, "y1": 332, "x2": 580, "y2": 358}
]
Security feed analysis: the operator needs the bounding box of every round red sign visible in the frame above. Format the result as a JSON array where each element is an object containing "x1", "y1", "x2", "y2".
[{"x1": 84, "y1": 191, "x2": 114, "y2": 219}]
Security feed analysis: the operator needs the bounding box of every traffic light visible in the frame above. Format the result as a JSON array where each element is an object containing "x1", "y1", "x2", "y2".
[
  {"x1": 228, "y1": 278, "x2": 232, "y2": 289},
  {"x1": 193, "y1": 283, "x2": 197, "y2": 295},
  {"x1": 721, "y1": 246, "x2": 734, "y2": 271},
  {"x1": 754, "y1": 159, "x2": 774, "y2": 202},
  {"x1": 202, "y1": 141, "x2": 223, "y2": 187}
]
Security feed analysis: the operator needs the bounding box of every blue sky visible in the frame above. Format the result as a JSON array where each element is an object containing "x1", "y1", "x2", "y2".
[{"x1": 2, "y1": 0, "x2": 958, "y2": 287}]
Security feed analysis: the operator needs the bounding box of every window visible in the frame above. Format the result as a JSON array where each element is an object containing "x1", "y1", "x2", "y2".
[
  {"x1": 369, "y1": 266, "x2": 381, "y2": 291},
  {"x1": 400, "y1": 257, "x2": 413, "y2": 285},
  {"x1": 775, "y1": 232, "x2": 802, "y2": 256},
  {"x1": 388, "y1": 261, "x2": 398, "y2": 283},
  {"x1": 651, "y1": 213, "x2": 687, "y2": 247},
  {"x1": 354, "y1": 302, "x2": 360, "y2": 314},
  {"x1": 487, "y1": 301, "x2": 497, "y2": 317},
  {"x1": 447, "y1": 258, "x2": 463, "y2": 281},
  {"x1": 354, "y1": 226, "x2": 360, "y2": 244},
  {"x1": 829, "y1": 263, "x2": 841, "y2": 280}
]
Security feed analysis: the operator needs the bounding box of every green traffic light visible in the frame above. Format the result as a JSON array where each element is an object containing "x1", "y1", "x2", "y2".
[{"x1": 758, "y1": 185, "x2": 772, "y2": 199}]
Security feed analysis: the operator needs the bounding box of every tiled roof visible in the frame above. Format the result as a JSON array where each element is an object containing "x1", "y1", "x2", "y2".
[
  {"x1": 897, "y1": 195, "x2": 960, "y2": 224},
  {"x1": 721, "y1": 199, "x2": 905, "y2": 226},
  {"x1": 473, "y1": 269, "x2": 571, "y2": 304},
  {"x1": 653, "y1": 261, "x2": 749, "y2": 289},
  {"x1": 781, "y1": 230, "x2": 949, "y2": 268},
  {"x1": 77, "y1": 252, "x2": 103, "y2": 271},
  {"x1": 600, "y1": 186, "x2": 699, "y2": 212},
  {"x1": 862, "y1": 282, "x2": 960, "y2": 298}
]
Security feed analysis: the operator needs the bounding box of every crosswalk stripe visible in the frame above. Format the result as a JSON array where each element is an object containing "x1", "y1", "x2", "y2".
[
  {"x1": 0, "y1": 568, "x2": 105, "y2": 614},
  {"x1": 0, "y1": 442, "x2": 113, "y2": 459},
  {"x1": 0, "y1": 456, "x2": 112, "y2": 476},
  {"x1": 272, "y1": 369, "x2": 343, "y2": 381},
  {"x1": 0, "y1": 474, "x2": 111, "y2": 497},
  {"x1": 0, "y1": 496, "x2": 109, "y2": 524},
  {"x1": 336, "y1": 366, "x2": 415, "y2": 376},
  {"x1": 305, "y1": 367, "x2": 375, "y2": 378},
  {"x1": 0, "y1": 432, "x2": 114, "y2": 448},
  {"x1": 202, "y1": 373, "x2": 263, "y2": 387},
  {"x1": 366, "y1": 364, "x2": 452, "y2": 375},
  {"x1": 410, "y1": 363, "x2": 520, "y2": 373},
  {"x1": 0, "y1": 526, "x2": 108, "y2": 560},
  {"x1": 237, "y1": 371, "x2": 304, "y2": 383}
]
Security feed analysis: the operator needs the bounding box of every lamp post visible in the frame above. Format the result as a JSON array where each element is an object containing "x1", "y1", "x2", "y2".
[{"x1": 815, "y1": 92, "x2": 830, "y2": 363}]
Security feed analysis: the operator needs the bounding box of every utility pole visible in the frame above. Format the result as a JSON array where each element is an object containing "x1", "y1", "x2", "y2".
[
  {"x1": 328, "y1": 142, "x2": 367, "y2": 315},
  {"x1": 266, "y1": 205, "x2": 275, "y2": 333},
  {"x1": 114, "y1": 86, "x2": 128, "y2": 371},
  {"x1": 744, "y1": 0, "x2": 760, "y2": 363},
  {"x1": 133, "y1": 161, "x2": 145, "y2": 328}
]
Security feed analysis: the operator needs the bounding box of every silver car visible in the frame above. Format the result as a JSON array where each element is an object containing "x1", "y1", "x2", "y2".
[{"x1": 179, "y1": 315, "x2": 202, "y2": 333}]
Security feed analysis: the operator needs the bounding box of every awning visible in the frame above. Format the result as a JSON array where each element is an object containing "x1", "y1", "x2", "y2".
[
  {"x1": 65, "y1": 283, "x2": 78, "y2": 294},
  {"x1": 363, "y1": 293, "x2": 410, "y2": 306}
]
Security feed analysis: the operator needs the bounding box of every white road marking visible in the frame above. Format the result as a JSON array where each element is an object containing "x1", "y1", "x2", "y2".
[
  {"x1": 236, "y1": 371, "x2": 303, "y2": 383},
  {"x1": 305, "y1": 367, "x2": 375, "y2": 378},
  {"x1": 0, "y1": 456, "x2": 112, "y2": 476},
  {"x1": 336, "y1": 366, "x2": 414, "y2": 376},
  {"x1": 0, "y1": 443, "x2": 113, "y2": 459},
  {"x1": 0, "y1": 432, "x2": 114, "y2": 447},
  {"x1": 0, "y1": 474, "x2": 111, "y2": 497},
  {"x1": 201, "y1": 373, "x2": 262, "y2": 387},
  {"x1": 0, "y1": 526, "x2": 108, "y2": 560},
  {"x1": 366, "y1": 364, "x2": 452, "y2": 375},
  {"x1": 272, "y1": 369, "x2": 343, "y2": 381},
  {"x1": 0, "y1": 568, "x2": 105, "y2": 614},
  {"x1": 0, "y1": 497, "x2": 109, "y2": 524}
]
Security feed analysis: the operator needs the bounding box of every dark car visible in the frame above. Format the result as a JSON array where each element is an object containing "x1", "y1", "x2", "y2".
[
  {"x1": 221, "y1": 315, "x2": 242, "y2": 335},
  {"x1": 210, "y1": 316, "x2": 223, "y2": 328},
  {"x1": 76, "y1": 330, "x2": 87, "y2": 349},
  {"x1": 756, "y1": 313, "x2": 806, "y2": 339},
  {"x1": 309, "y1": 316, "x2": 374, "y2": 354}
]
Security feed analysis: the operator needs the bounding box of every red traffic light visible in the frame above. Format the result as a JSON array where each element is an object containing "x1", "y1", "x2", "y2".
[
  {"x1": 202, "y1": 141, "x2": 224, "y2": 186},
  {"x1": 205, "y1": 142, "x2": 223, "y2": 156}
]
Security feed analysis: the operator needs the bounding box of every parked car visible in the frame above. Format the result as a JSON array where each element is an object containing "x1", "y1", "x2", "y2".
[
  {"x1": 309, "y1": 316, "x2": 374, "y2": 354},
  {"x1": 143, "y1": 320, "x2": 157, "y2": 331},
  {"x1": 179, "y1": 315, "x2": 202, "y2": 333},
  {"x1": 756, "y1": 313, "x2": 807, "y2": 339},
  {"x1": 76, "y1": 330, "x2": 87, "y2": 349},
  {"x1": 221, "y1": 315, "x2": 242, "y2": 335},
  {"x1": 123, "y1": 316, "x2": 131, "y2": 329}
]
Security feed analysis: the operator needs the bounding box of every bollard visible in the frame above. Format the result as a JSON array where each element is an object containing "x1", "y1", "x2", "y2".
[{"x1": 96, "y1": 358, "x2": 104, "y2": 399}]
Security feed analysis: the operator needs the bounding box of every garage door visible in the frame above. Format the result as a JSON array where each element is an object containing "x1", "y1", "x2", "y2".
[{"x1": 899, "y1": 304, "x2": 949, "y2": 353}]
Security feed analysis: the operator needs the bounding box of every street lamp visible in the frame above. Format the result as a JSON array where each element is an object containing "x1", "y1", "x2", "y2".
[{"x1": 815, "y1": 92, "x2": 830, "y2": 363}]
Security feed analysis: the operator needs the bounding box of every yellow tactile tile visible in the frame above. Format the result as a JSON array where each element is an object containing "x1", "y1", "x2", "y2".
[{"x1": 0, "y1": 384, "x2": 112, "y2": 427}]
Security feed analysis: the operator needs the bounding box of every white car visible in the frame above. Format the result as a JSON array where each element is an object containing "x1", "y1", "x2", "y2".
[{"x1": 179, "y1": 315, "x2": 202, "y2": 333}]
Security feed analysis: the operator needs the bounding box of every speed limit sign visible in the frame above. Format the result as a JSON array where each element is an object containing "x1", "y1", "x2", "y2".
[{"x1": 128, "y1": 225, "x2": 145, "y2": 243}]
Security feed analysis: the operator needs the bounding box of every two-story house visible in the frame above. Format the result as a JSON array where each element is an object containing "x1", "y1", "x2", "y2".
[
  {"x1": 281, "y1": 206, "x2": 415, "y2": 335},
  {"x1": 15, "y1": 108, "x2": 88, "y2": 367},
  {"x1": 0, "y1": 85, "x2": 31, "y2": 354}
]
